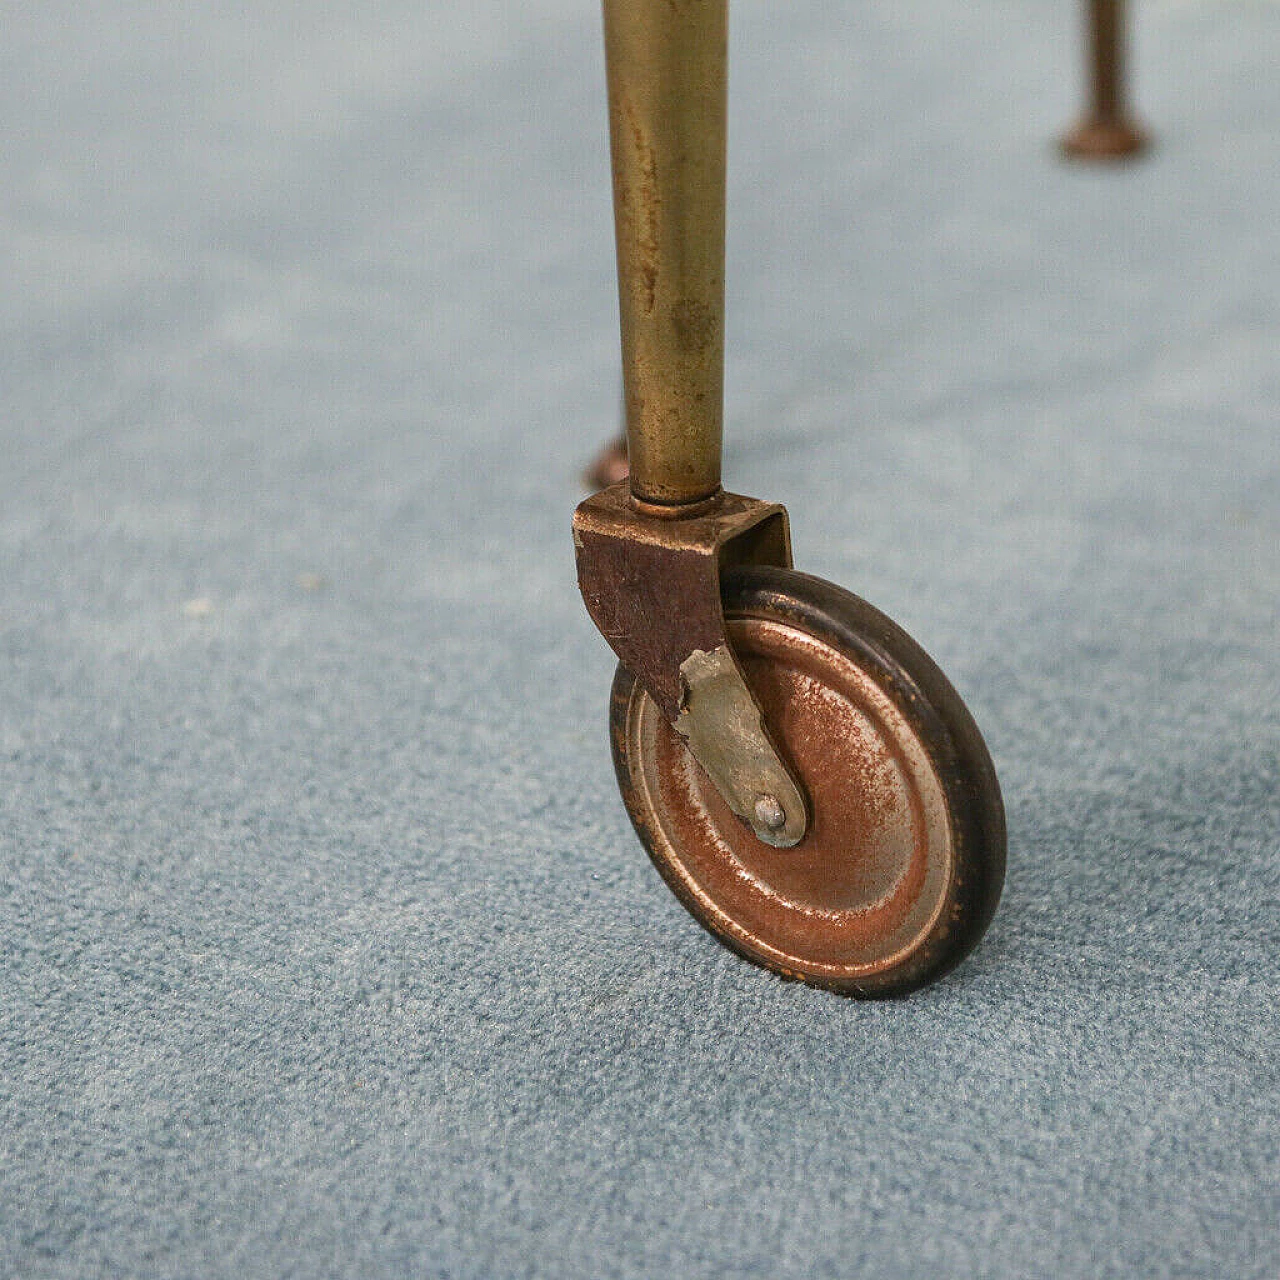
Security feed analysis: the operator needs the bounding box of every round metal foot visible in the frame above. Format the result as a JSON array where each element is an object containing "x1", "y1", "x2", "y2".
[{"x1": 1060, "y1": 116, "x2": 1150, "y2": 162}]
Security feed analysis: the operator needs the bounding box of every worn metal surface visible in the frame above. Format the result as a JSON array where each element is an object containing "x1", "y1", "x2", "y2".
[
  {"x1": 574, "y1": 482, "x2": 805, "y2": 845},
  {"x1": 674, "y1": 645, "x2": 807, "y2": 848},
  {"x1": 603, "y1": 0, "x2": 726, "y2": 505},
  {"x1": 574, "y1": 483, "x2": 790, "y2": 721},
  {"x1": 1061, "y1": 0, "x2": 1149, "y2": 160},
  {"x1": 612, "y1": 566, "x2": 1007, "y2": 997}
]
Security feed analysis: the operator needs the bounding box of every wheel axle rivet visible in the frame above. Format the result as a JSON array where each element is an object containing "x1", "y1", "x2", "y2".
[{"x1": 754, "y1": 794, "x2": 786, "y2": 832}]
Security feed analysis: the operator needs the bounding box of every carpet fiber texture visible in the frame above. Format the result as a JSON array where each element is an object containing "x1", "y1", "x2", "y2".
[{"x1": 2, "y1": 2, "x2": 1277, "y2": 1276}]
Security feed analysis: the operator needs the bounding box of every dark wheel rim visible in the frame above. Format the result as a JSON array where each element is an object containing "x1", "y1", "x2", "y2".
[{"x1": 611, "y1": 566, "x2": 1005, "y2": 997}]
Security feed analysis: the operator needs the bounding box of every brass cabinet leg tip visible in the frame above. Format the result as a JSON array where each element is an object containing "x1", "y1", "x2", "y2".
[{"x1": 1060, "y1": 117, "x2": 1150, "y2": 162}]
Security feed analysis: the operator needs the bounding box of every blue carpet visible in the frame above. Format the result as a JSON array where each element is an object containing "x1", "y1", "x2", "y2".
[{"x1": 2, "y1": 2, "x2": 1276, "y2": 1276}]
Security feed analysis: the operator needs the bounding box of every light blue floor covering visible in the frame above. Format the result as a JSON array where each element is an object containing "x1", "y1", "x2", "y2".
[{"x1": 2, "y1": 3, "x2": 1277, "y2": 1276}]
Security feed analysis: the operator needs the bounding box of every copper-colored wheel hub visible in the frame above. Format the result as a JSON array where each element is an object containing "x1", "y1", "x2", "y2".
[{"x1": 623, "y1": 611, "x2": 956, "y2": 987}]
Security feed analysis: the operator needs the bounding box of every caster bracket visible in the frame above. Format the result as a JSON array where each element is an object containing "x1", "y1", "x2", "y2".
[{"x1": 574, "y1": 482, "x2": 808, "y2": 847}]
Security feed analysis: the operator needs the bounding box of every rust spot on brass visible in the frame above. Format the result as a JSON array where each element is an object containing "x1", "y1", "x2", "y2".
[
  {"x1": 618, "y1": 92, "x2": 661, "y2": 315},
  {"x1": 671, "y1": 298, "x2": 717, "y2": 355}
]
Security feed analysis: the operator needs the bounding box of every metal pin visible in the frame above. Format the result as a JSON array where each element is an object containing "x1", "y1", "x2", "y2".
[{"x1": 753, "y1": 794, "x2": 787, "y2": 834}]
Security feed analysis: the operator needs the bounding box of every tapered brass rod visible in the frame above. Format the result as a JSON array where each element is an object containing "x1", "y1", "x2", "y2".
[
  {"x1": 1088, "y1": 0, "x2": 1125, "y2": 121},
  {"x1": 602, "y1": 0, "x2": 726, "y2": 506}
]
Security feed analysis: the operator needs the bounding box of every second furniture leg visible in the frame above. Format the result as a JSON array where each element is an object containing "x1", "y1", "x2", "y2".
[{"x1": 1061, "y1": 0, "x2": 1150, "y2": 161}]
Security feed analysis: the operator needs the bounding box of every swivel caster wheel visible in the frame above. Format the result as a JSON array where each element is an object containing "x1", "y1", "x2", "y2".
[
  {"x1": 611, "y1": 567, "x2": 1005, "y2": 997},
  {"x1": 574, "y1": 1, "x2": 1007, "y2": 995}
]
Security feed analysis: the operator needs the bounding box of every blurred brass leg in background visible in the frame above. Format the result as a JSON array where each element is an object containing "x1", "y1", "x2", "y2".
[{"x1": 1061, "y1": 0, "x2": 1150, "y2": 161}]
